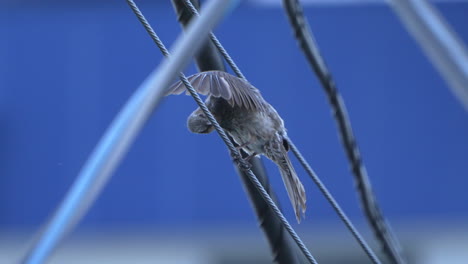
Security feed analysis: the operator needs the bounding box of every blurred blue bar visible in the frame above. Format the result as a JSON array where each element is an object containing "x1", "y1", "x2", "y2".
[
  {"x1": 389, "y1": 0, "x2": 468, "y2": 111},
  {"x1": 21, "y1": 0, "x2": 235, "y2": 263}
]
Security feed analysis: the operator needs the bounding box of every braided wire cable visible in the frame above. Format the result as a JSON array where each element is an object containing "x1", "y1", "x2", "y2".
[
  {"x1": 286, "y1": 138, "x2": 381, "y2": 264},
  {"x1": 180, "y1": 1, "x2": 382, "y2": 263},
  {"x1": 125, "y1": 1, "x2": 317, "y2": 263},
  {"x1": 183, "y1": 0, "x2": 246, "y2": 80},
  {"x1": 282, "y1": 0, "x2": 406, "y2": 263}
]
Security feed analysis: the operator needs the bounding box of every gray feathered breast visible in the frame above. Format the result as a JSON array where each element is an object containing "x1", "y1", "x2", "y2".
[{"x1": 166, "y1": 71, "x2": 266, "y2": 112}]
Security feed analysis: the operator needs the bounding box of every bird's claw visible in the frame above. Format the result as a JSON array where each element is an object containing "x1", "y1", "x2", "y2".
[
  {"x1": 231, "y1": 152, "x2": 252, "y2": 171},
  {"x1": 239, "y1": 161, "x2": 252, "y2": 171}
]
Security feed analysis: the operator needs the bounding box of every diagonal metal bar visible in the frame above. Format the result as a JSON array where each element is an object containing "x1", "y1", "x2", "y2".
[
  {"x1": 125, "y1": 1, "x2": 317, "y2": 263},
  {"x1": 282, "y1": 0, "x2": 405, "y2": 263},
  {"x1": 20, "y1": 1, "x2": 233, "y2": 263},
  {"x1": 171, "y1": 1, "x2": 301, "y2": 263},
  {"x1": 389, "y1": 0, "x2": 468, "y2": 111}
]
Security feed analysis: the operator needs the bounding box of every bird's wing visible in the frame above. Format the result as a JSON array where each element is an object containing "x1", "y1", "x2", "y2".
[{"x1": 166, "y1": 71, "x2": 265, "y2": 111}]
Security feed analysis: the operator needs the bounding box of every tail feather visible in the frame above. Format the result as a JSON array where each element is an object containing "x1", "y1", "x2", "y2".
[
  {"x1": 264, "y1": 134, "x2": 307, "y2": 222},
  {"x1": 276, "y1": 153, "x2": 307, "y2": 223}
]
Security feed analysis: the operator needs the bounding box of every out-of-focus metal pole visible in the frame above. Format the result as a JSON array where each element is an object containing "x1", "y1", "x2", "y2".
[
  {"x1": 21, "y1": 1, "x2": 234, "y2": 263},
  {"x1": 389, "y1": 0, "x2": 468, "y2": 111}
]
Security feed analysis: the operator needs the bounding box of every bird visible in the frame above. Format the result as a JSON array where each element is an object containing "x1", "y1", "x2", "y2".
[{"x1": 166, "y1": 71, "x2": 306, "y2": 222}]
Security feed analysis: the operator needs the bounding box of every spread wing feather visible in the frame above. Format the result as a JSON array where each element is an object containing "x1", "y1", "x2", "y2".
[{"x1": 166, "y1": 71, "x2": 266, "y2": 111}]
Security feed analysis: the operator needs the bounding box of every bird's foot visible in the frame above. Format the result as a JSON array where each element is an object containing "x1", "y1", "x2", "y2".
[
  {"x1": 235, "y1": 142, "x2": 250, "y2": 152},
  {"x1": 244, "y1": 152, "x2": 257, "y2": 163},
  {"x1": 231, "y1": 151, "x2": 253, "y2": 171}
]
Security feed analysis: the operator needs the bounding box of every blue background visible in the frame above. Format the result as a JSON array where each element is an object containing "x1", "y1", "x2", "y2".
[{"x1": 0, "y1": 1, "x2": 467, "y2": 234}]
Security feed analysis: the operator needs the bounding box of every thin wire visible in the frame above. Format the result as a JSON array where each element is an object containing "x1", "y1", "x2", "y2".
[
  {"x1": 125, "y1": 1, "x2": 318, "y2": 263},
  {"x1": 21, "y1": 1, "x2": 234, "y2": 263},
  {"x1": 287, "y1": 138, "x2": 381, "y2": 264},
  {"x1": 183, "y1": 0, "x2": 246, "y2": 80},
  {"x1": 182, "y1": 1, "x2": 382, "y2": 263},
  {"x1": 282, "y1": 0, "x2": 406, "y2": 263}
]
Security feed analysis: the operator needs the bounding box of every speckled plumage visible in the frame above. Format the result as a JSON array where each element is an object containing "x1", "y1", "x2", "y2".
[{"x1": 167, "y1": 71, "x2": 306, "y2": 222}]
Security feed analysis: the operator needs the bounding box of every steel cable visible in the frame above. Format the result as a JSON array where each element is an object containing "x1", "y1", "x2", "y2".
[{"x1": 282, "y1": 0, "x2": 406, "y2": 263}]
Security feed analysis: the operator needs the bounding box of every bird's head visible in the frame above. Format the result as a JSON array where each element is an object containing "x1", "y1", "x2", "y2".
[{"x1": 187, "y1": 107, "x2": 215, "y2": 134}]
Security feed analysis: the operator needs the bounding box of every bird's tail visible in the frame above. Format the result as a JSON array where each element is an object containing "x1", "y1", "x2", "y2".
[{"x1": 276, "y1": 152, "x2": 307, "y2": 223}]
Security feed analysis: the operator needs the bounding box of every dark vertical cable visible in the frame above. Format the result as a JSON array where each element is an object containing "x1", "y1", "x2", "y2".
[
  {"x1": 281, "y1": 0, "x2": 406, "y2": 263},
  {"x1": 171, "y1": 1, "x2": 301, "y2": 263}
]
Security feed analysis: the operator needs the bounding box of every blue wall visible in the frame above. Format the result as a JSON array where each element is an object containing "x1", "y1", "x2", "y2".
[{"x1": 1, "y1": 2, "x2": 467, "y2": 229}]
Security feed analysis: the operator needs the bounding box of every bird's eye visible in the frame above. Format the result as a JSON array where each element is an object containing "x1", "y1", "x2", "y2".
[{"x1": 282, "y1": 138, "x2": 290, "y2": 151}]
